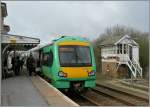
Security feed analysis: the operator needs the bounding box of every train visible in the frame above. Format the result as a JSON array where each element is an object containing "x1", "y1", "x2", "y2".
[{"x1": 30, "y1": 36, "x2": 96, "y2": 91}]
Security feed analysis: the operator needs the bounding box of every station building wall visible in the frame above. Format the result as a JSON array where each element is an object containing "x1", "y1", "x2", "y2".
[{"x1": 102, "y1": 61, "x2": 129, "y2": 78}]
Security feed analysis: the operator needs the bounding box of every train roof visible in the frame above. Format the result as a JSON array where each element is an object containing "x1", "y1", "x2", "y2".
[
  {"x1": 28, "y1": 36, "x2": 90, "y2": 52},
  {"x1": 29, "y1": 42, "x2": 53, "y2": 52},
  {"x1": 53, "y1": 35, "x2": 89, "y2": 42}
]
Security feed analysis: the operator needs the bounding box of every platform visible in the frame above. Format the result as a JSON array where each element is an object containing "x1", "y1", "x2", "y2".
[{"x1": 1, "y1": 71, "x2": 79, "y2": 106}]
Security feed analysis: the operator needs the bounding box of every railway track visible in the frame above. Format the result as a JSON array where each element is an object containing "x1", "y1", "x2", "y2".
[
  {"x1": 62, "y1": 88, "x2": 127, "y2": 106},
  {"x1": 80, "y1": 90, "x2": 125, "y2": 106},
  {"x1": 70, "y1": 83, "x2": 149, "y2": 106},
  {"x1": 39, "y1": 74, "x2": 149, "y2": 106},
  {"x1": 39, "y1": 74, "x2": 97, "y2": 106},
  {"x1": 62, "y1": 90, "x2": 98, "y2": 106},
  {"x1": 93, "y1": 84, "x2": 149, "y2": 106}
]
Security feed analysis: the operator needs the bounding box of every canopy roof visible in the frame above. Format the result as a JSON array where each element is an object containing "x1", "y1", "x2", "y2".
[{"x1": 2, "y1": 34, "x2": 40, "y2": 51}]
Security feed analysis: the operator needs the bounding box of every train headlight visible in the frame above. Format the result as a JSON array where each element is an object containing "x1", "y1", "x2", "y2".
[
  {"x1": 88, "y1": 70, "x2": 95, "y2": 76},
  {"x1": 58, "y1": 71, "x2": 67, "y2": 77}
]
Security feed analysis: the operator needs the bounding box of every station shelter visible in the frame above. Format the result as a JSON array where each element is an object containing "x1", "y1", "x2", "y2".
[
  {"x1": 1, "y1": 2, "x2": 40, "y2": 78},
  {"x1": 1, "y1": 34, "x2": 40, "y2": 78}
]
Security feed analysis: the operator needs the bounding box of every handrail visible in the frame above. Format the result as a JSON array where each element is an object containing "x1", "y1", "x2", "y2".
[
  {"x1": 117, "y1": 55, "x2": 142, "y2": 78},
  {"x1": 132, "y1": 57, "x2": 142, "y2": 77},
  {"x1": 127, "y1": 57, "x2": 137, "y2": 77},
  {"x1": 132, "y1": 57, "x2": 142, "y2": 71}
]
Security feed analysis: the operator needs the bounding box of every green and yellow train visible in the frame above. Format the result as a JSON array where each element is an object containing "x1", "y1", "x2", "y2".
[{"x1": 31, "y1": 36, "x2": 96, "y2": 90}]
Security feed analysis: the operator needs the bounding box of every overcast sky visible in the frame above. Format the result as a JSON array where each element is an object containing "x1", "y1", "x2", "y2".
[{"x1": 4, "y1": 1, "x2": 149, "y2": 44}]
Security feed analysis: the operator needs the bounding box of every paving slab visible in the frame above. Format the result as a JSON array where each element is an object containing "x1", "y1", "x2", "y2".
[
  {"x1": 1, "y1": 75, "x2": 48, "y2": 106},
  {"x1": 31, "y1": 76, "x2": 79, "y2": 106},
  {"x1": 1, "y1": 72, "x2": 79, "y2": 106}
]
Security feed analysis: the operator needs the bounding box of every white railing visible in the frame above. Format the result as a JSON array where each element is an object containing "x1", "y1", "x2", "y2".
[
  {"x1": 118, "y1": 54, "x2": 129, "y2": 62},
  {"x1": 132, "y1": 57, "x2": 143, "y2": 78},
  {"x1": 126, "y1": 56, "x2": 142, "y2": 78},
  {"x1": 127, "y1": 57, "x2": 137, "y2": 78},
  {"x1": 102, "y1": 52, "x2": 142, "y2": 78},
  {"x1": 117, "y1": 55, "x2": 142, "y2": 78}
]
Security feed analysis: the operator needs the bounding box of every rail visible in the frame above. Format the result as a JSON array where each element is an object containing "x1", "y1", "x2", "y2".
[{"x1": 95, "y1": 84, "x2": 149, "y2": 106}]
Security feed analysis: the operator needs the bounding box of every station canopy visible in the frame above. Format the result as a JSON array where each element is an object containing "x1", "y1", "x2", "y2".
[{"x1": 2, "y1": 34, "x2": 40, "y2": 51}]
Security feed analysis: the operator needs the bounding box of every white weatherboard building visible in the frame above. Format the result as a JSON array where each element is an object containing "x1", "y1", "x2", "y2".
[{"x1": 100, "y1": 35, "x2": 142, "y2": 79}]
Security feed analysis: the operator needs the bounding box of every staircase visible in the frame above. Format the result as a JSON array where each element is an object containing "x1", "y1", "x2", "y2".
[
  {"x1": 117, "y1": 55, "x2": 143, "y2": 79},
  {"x1": 126, "y1": 56, "x2": 143, "y2": 79}
]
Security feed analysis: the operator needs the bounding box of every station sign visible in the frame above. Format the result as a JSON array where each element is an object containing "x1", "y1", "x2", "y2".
[{"x1": 10, "y1": 37, "x2": 16, "y2": 43}]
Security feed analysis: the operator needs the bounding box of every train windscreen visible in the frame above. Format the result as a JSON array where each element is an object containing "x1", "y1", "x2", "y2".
[{"x1": 59, "y1": 46, "x2": 92, "y2": 67}]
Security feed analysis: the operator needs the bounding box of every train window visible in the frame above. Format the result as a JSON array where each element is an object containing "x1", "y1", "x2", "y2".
[
  {"x1": 42, "y1": 51, "x2": 53, "y2": 67},
  {"x1": 48, "y1": 51, "x2": 53, "y2": 67},
  {"x1": 59, "y1": 46, "x2": 92, "y2": 67},
  {"x1": 43, "y1": 53, "x2": 49, "y2": 66}
]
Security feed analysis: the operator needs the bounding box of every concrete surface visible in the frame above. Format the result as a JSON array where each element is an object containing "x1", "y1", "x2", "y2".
[
  {"x1": 31, "y1": 76, "x2": 79, "y2": 106},
  {"x1": 1, "y1": 70, "x2": 79, "y2": 106},
  {"x1": 1, "y1": 74, "x2": 48, "y2": 106}
]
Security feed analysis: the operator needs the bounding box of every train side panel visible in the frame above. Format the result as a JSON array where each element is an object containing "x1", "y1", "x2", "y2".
[{"x1": 42, "y1": 44, "x2": 66, "y2": 88}]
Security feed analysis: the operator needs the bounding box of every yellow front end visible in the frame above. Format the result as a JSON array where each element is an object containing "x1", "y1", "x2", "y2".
[
  {"x1": 58, "y1": 41, "x2": 92, "y2": 78},
  {"x1": 60, "y1": 67, "x2": 92, "y2": 78},
  {"x1": 56, "y1": 40, "x2": 96, "y2": 89}
]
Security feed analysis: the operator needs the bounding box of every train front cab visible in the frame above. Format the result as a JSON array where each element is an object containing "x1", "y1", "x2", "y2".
[{"x1": 54, "y1": 40, "x2": 96, "y2": 90}]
